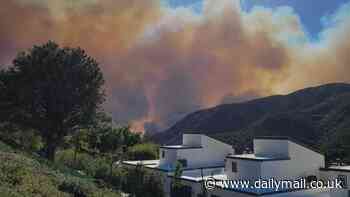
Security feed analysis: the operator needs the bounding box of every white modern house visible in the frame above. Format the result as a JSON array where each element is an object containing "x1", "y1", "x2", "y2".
[
  {"x1": 159, "y1": 133, "x2": 234, "y2": 170},
  {"x1": 123, "y1": 133, "x2": 350, "y2": 197}
]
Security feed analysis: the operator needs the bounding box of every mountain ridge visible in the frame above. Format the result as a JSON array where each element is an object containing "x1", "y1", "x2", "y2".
[{"x1": 152, "y1": 83, "x2": 350, "y2": 155}]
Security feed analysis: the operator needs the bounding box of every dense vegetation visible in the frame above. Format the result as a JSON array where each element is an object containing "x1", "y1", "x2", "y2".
[
  {"x1": 0, "y1": 41, "x2": 105, "y2": 161},
  {"x1": 153, "y1": 83, "x2": 350, "y2": 163},
  {"x1": 0, "y1": 137, "x2": 163, "y2": 197},
  {"x1": 0, "y1": 41, "x2": 163, "y2": 197},
  {"x1": 0, "y1": 141, "x2": 119, "y2": 197}
]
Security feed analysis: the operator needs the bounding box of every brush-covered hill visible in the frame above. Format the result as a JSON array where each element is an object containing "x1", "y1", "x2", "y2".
[
  {"x1": 152, "y1": 83, "x2": 350, "y2": 155},
  {"x1": 0, "y1": 141, "x2": 120, "y2": 197}
]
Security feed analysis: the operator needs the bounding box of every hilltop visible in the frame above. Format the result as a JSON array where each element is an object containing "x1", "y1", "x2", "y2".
[{"x1": 153, "y1": 83, "x2": 350, "y2": 157}]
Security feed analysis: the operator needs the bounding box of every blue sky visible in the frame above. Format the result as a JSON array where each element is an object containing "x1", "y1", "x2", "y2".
[{"x1": 167, "y1": 0, "x2": 350, "y2": 38}]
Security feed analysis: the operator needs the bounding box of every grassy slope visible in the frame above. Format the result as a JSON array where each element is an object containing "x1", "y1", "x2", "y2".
[{"x1": 0, "y1": 141, "x2": 120, "y2": 197}]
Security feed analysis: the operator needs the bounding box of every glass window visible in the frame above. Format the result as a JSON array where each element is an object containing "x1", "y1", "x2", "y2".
[
  {"x1": 161, "y1": 150, "x2": 165, "y2": 158},
  {"x1": 232, "y1": 162, "x2": 237, "y2": 172}
]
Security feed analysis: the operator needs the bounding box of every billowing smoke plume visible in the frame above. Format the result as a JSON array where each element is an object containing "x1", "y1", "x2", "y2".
[{"x1": 1, "y1": 0, "x2": 350, "y2": 133}]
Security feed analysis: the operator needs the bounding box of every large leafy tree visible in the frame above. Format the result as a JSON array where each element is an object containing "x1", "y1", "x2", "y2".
[{"x1": 0, "y1": 41, "x2": 105, "y2": 161}]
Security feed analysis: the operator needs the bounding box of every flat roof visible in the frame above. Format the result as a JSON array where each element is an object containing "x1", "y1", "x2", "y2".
[
  {"x1": 226, "y1": 154, "x2": 290, "y2": 162},
  {"x1": 122, "y1": 160, "x2": 224, "y2": 172},
  {"x1": 168, "y1": 167, "x2": 226, "y2": 183},
  {"x1": 160, "y1": 145, "x2": 203, "y2": 149},
  {"x1": 123, "y1": 160, "x2": 174, "y2": 172}
]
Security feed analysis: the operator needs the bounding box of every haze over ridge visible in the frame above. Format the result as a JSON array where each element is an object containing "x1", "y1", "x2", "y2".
[{"x1": 1, "y1": 0, "x2": 350, "y2": 133}]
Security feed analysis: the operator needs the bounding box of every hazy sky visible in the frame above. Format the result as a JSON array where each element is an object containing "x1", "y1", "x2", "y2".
[
  {"x1": 242, "y1": 0, "x2": 350, "y2": 38},
  {"x1": 1, "y1": 0, "x2": 350, "y2": 133},
  {"x1": 169, "y1": 0, "x2": 349, "y2": 38}
]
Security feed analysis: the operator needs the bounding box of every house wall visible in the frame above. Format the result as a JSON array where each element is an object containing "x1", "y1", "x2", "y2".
[
  {"x1": 225, "y1": 139, "x2": 325, "y2": 182},
  {"x1": 225, "y1": 158, "x2": 262, "y2": 181},
  {"x1": 260, "y1": 160, "x2": 292, "y2": 180},
  {"x1": 259, "y1": 141, "x2": 324, "y2": 180},
  {"x1": 254, "y1": 139, "x2": 289, "y2": 158},
  {"x1": 177, "y1": 148, "x2": 208, "y2": 167},
  {"x1": 167, "y1": 135, "x2": 234, "y2": 168},
  {"x1": 159, "y1": 148, "x2": 177, "y2": 167},
  {"x1": 183, "y1": 134, "x2": 202, "y2": 146},
  {"x1": 196, "y1": 135, "x2": 234, "y2": 166},
  {"x1": 287, "y1": 141, "x2": 325, "y2": 178}
]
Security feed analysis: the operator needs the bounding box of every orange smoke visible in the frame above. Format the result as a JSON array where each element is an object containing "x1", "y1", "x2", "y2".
[{"x1": 1, "y1": 0, "x2": 350, "y2": 133}]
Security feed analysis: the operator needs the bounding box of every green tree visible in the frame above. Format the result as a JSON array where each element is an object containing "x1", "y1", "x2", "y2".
[
  {"x1": 171, "y1": 161, "x2": 184, "y2": 197},
  {"x1": 120, "y1": 126, "x2": 141, "y2": 147},
  {"x1": 127, "y1": 143, "x2": 159, "y2": 160},
  {"x1": 70, "y1": 129, "x2": 89, "y2": 165},
  {"x1": 97, "y1": 126, "x2": 126, "y2": 178},
  {"x1": 0, "y1": 41, "x2": 105, "y2": 161},
  {"x1": 98, "y1": 127, "x2": 124, "y2": 154}
]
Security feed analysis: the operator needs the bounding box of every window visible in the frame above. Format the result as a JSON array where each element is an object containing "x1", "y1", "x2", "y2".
[
  {"x1": 161, "y1": 150, "x2": 165, "y2": 158},
  {"x1": 338, "y1": 175, "x2": 348, "y2": 189},
  {"x1": 232, "y1": 162, "x2": 237, "y2": 172},
  {"x1": 224, "y1": 159, "x2": 227, "y2": 171}
]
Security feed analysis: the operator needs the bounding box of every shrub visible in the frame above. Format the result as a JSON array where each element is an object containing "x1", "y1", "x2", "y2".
[
  {"x1": 93, "y1": 159, "x2": 111, "y2": 179},
  {"x1": 107, "y1": 167, "x2": 127, "y2": 190},
  {"x1": 0, "y1": 152, "x2": 68, "y2": 196},
  {"x1": 59, "y1": 176, "x2": 120, "y2": 197},
  {"x1": 56, "y1": 148, "x2": 125, "y2": 190},
  {"x1": 0, "y1": 129, "x2": 43, "y2": 152},
  {"x1": 57, "y1": 149, "x2": 112, "y2": 177},
  {"x1": 58, "y1": 178, "x2": 94, "y2": 197},
  {"x1": 127, "y1": 143, "x2": 159, "y2": 160},
  {"x1": 0, "y1": 150, "x2": 121, "y2": 197},
  {"x1": 0, "y1": 140, "x2": 13, "y2": 152}
]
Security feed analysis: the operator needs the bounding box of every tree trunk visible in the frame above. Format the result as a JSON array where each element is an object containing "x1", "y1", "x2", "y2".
[{"x1": 45, "y1": 143, "x2": 57, "y2": 162}]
